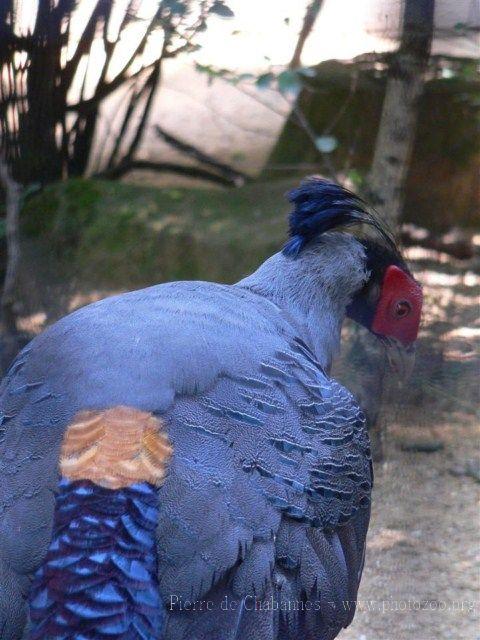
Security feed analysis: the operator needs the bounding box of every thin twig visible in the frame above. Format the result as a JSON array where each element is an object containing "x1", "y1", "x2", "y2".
[
  {"x1": 155, "y1": 125, "x2": 247, "y2": 185},
  {"x1": 96, "y1": 159, "x2": 242, "y2": 186},
  {"x1": 289, "y1": 0, "x2": 324, "y2": 69}
]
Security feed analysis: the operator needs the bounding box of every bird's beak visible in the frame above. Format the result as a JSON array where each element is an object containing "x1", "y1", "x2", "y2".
[{"x1": 382, "y1": 337, "x2": 416, "y2": 380}]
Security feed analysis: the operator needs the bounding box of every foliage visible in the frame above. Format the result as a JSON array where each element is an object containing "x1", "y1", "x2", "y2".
[
  {"x1": 314, "y1": 135, "x2": 338, "y2": 153},
  {"x1": 195, "y1": 63, "x2": 314, "y2": 98}
]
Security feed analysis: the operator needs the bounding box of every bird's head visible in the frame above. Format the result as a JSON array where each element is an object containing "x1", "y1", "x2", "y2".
[{"x1": 283, "y1": 177, "x2": 423, "y2": 378}]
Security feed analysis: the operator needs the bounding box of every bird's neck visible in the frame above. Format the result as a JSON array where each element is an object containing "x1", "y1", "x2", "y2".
[{"x1": 237, "y1": 238, "x2": 367, "y2": 371}]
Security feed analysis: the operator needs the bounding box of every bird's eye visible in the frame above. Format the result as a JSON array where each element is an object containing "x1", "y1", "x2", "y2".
[{"x1": 394, "y1": 300, "x2": 411, "y2": 319}]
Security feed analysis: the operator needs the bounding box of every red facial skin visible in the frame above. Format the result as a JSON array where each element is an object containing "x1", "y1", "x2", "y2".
[{"x1": 372, "y1": 265, "x2": 423, "y2": 346}]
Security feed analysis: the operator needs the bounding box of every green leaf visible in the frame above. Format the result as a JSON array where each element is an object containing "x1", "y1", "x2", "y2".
[
  {"x1": 196, "y1": 62, "x2": 221, "y2": 77},
  {"x1": 347, "y1": 169, "x2": 363, "y2": 189},
  {"x1": 458, "y1": 60, "x2": 480, "y2": 81},
  {"x1": 277, "y1": 69, "x2": 302, "y2": 95},
  {"x1": 314, "y1": 135, "x2": 338, "y2": 153},
  {"x1": 166, "y1": 189, "x2": 184, "y2": 201},
  {"x1": 441, "y1": 67, "x2": 455, "y2": 79},
  {"x1": 162, "y1": 0, "x2": 187, "y2": 15},
  {"x1": 195, "y1": 62, "x2": 212, "y2": 74},
  {"x1": 298, "y1": 66, "x2": 316, "y2": 78},
  {"x1": 237, "y1": 72, "x2": 255, "y2": 81},
  {"x1": 209, "y1": 1, "x2": 234, "y2": 18},
  {"x1": 256, "y1": 72, "x2": 275, "y2": 89}
]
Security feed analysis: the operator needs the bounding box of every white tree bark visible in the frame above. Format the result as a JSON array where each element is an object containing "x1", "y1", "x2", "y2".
[
  {"x1": 365, "y1": 0, "x2": 436, "y2": 230},
  {"x1": 362, "y1": 0, "x2": 435, "y2": 459},
  {"x1": 366, "y1": 65, "x2": 426, "y2": 229}
]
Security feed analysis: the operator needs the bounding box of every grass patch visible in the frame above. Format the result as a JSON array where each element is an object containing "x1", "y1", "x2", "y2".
[{"x1": 22, "y1": 178, "x2": 295, "y2": 287}]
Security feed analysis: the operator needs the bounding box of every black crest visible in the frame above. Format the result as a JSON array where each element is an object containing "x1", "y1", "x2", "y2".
[{"x1": 283, "y1": 177, "x2": 397, "y2": 258}]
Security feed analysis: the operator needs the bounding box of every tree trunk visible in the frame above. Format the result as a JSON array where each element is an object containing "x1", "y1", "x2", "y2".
[
  {"x1": 362, "y1": 0, "x2": 435, "y2": 459},
  {"x1": 0, "y1": 154, "x2": 29, "y2": 373},
  {"x1": 365, "y1": 0, "x2": 435, "y2": 230},
  {"x1": 0, "y1": 157, "x2": 20, "y2": 335},
  {"x1": 17, "y1": 2, "x2": 67, "y2": 184}
]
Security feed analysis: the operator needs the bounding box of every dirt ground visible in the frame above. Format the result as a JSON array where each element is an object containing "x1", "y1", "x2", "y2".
[
  {"x1": 340, "y1": 413, "x2": 479, "y2": 640},
  {"x1": 340, "y1": 245, "x2": 480, "y2": 640}
]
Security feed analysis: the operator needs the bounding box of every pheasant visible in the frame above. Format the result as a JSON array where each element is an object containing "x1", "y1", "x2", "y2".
[{"x1": 0, "y1": 178, "x2": 422, "y2": 640}]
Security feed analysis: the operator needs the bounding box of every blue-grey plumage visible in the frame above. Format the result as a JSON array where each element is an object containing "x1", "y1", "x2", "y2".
[
  {"x1": 27, "y1": 480, "x2": 165, "y2": 640},
  {"x1": 0, "y1": 178, "x2": 420, "y2": 640}
]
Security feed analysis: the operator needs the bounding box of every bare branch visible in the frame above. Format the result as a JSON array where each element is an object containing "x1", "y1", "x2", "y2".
[
  {"x1": 155, "y1": 124, "x2": 247, "y2": 184},
  {"x1": 61, "y1": 1, "x2": 108, "y2": 95},
  {"x1": 122, "y1": 65, "x2": 162, "y2": 163},
  {"x1": 66, "y1": 61, "x2": 159, "y2": 113},
  {"x1": 290, "y1": 103, "x2": 338, "y2": 180},
  {"x1": 289, "y1": 0, "x2": 324, "y2": 69},
  {"x1": 97, "y1": 159, "x2": 241, "y2": 186}
]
